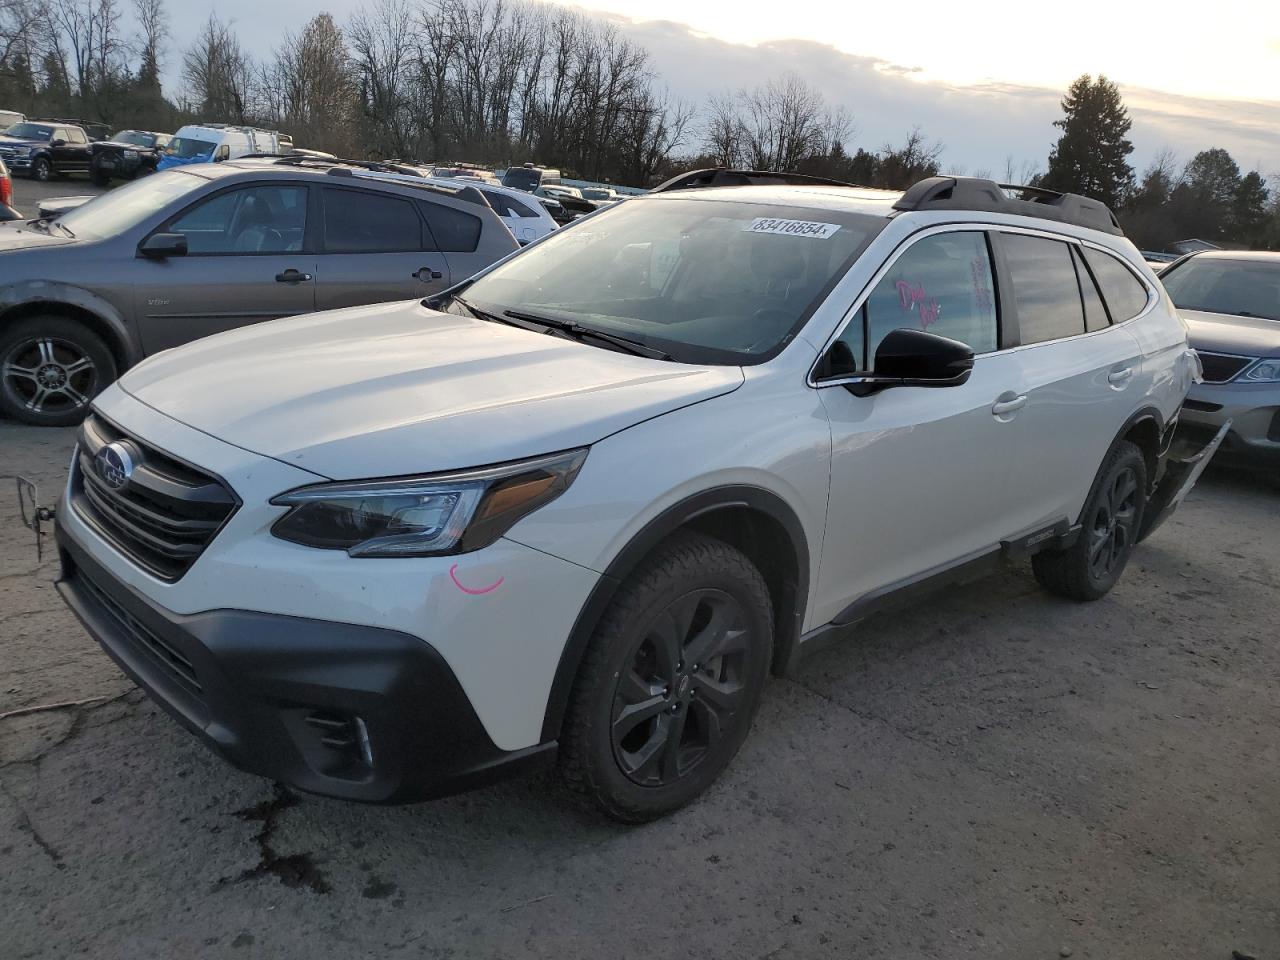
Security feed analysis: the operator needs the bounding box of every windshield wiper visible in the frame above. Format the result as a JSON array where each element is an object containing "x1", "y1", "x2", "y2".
[
  {"x1": 450, "y1": 294, "x2": 521, "y2": 327},
  {"x1": 503, "y1": 310, "x2": 671, "y2": 360}
]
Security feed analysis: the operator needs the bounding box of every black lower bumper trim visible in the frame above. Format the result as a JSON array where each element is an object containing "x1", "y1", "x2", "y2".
[{"x1": 55, "y1": 526, "x2": 555, "y2": 803}]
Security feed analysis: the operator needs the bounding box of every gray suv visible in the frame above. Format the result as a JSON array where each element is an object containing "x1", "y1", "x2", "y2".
[{"x1": 0, "y1": 159, "x2": 519, "y2": 425}]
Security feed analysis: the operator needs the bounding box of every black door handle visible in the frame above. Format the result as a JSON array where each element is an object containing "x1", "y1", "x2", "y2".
[
  {"x1": 275, "y1": 269, "x2": 312, "y2": 283},
  {"x1": 413, "y1": 267, "x2": 444, "y2": 281}
]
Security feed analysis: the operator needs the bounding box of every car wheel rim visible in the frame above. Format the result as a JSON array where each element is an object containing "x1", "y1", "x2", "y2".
[
  {"x1": 2, "y1": 336, "x2": 97, "y2": 416},
  {"x1": 610, "y1": 588, "x2": 752, "y2": 787},
  {"x1": 1088, "y1": 466, "x2": 1139, "y2": 580}
]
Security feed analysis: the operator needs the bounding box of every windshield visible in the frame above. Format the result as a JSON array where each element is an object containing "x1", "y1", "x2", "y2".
[
  {"x1": 1161, "y1": 257, "x2": 1280, "y2": 322},
  {"x1": 167, "y1": 136, "x2": 215, "y2": 158},
  {"x1": 502, "y1": 168, "x2": 540, "y2": 191},
  {"x1": 55, "y1": 170, "x2": 200, "y2": 240},
  {"x1": 4, "y1": 123, "x2": 54, "y2": 141},
  {"x1": 112, "y1": 130, "x2": 154, "y2": 147},
  {"x1": 460, "y1": 196, "x2": 886, "y2": 364}
]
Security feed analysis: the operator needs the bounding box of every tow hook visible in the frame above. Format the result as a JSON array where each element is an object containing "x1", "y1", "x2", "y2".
[{"x1": 16, "y1": 477, "x2": 56, "y2": 562}]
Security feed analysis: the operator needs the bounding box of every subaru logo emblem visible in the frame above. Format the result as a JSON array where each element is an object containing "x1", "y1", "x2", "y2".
[{"x1": 94, "y1": 442, "x2": 134, "y2": 490}]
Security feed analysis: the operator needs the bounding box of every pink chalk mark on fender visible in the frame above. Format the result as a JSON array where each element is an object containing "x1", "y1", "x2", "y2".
[{"x1": 449, "y1": 563, "x2": 505, "y2": 595}]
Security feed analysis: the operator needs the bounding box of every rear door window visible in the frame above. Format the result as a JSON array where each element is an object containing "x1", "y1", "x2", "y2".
[
  {"x1": 323, "y1": 188, "x2": 423, "y2": 253},
  {"x1": 1081, "y1": 247, "x2": 1150, "y2": 322},
  {"x1": 418, "y1": 200, "x2": 482, "y2": 252},
  {"x1": 862, "y1": 231, "x2": 998, "y2": 367},
  {"x1": 1000, "y1": 234, "x2": 1086, "y2": 345}
]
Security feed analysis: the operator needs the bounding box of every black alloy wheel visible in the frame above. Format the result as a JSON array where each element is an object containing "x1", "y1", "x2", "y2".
[
  {"x1": 611, "y1": 588, "x2": 753, "y2": 787},
  {"x1": 1087, "y1": 465, "x2": 1139, "y2": 581},
  {"x1": 559, "y1": 532, "x2": 773, "y2": 822}
]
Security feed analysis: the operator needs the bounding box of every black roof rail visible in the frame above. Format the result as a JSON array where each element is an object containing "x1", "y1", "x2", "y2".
[
  {"x1": 650, "y1": 167, "x2": 861, "y2": 194},
  {"x1": 228, "y1": 153, "x2": 486, "y2": 206},
  {"x1": 892, "y1": 176, "x2": 1123, "y2": 236}
]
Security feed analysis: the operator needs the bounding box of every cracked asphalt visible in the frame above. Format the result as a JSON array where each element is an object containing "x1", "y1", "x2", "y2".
[{"x1": 2, "y1": 419, "x2": 1279, "y2": 960}]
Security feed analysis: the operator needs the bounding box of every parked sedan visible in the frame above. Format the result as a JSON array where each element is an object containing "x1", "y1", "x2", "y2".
[
  {"x1": 1161, "y1": 250, "x2": 1280, "y2": 467},
  {"x1": 0, "y1": 158, "x2": 518, "y2": 425}
]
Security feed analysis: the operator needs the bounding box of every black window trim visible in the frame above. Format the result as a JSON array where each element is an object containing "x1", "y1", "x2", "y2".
[
  {"x1": 320, "y1": 184, "x2": 431, "y2": 255},
  {"x1": 151, "y1": 180, "x2": 313, "y2": 258},
  {"x1": 809, "y1": 222, "x2": 1005, "y2": 387}
]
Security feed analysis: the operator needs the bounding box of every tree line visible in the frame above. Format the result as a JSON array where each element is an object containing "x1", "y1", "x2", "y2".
[{"x1": 1, "y1": 1, "x2": 1275, "y2": 249}]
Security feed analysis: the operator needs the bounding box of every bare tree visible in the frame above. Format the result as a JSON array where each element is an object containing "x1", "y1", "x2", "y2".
[
  {"x1": 260, "y1": 13, "x2": 358, "y2": 152},
  {"x1": 132, "y1": 0, "x2": 165, "y2": 88},
  {"x1": 349, "y1": 0, "x2": 420, "y2": 157},
  {"x1": 182, "y1": 12, "x2": 252, "y2": 123}
]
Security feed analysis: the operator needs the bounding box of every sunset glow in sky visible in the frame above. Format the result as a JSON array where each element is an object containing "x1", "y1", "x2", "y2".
[{"x1": 566, "y1": 0, "x2": 1280, "y2": 102}]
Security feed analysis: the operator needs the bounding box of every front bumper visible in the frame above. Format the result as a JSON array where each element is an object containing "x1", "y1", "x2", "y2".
[
  {"x1": 1182, "y1": 380, "x2": 1280, "y2": 468},
  {"x1": 56, "y1": 525, "x2": 554, "y2": 802}
]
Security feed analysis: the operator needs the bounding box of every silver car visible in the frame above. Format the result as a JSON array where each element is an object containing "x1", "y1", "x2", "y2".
[
  {"x1": 0, "y1": 159, "x2": 519, "y2": 425},
  {"x1": 1162, "y1": 250, "x2": 1280, "y2": 468}
]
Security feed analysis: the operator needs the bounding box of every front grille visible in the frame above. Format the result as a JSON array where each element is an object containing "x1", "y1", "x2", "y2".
[
  {"x1": 0, "y1": 146, "x2": 17, "y2": 161},
  {"x1": 1196, "y1": 351, "x2": 1253, "y2": 384},
  {"x1": 71, "y1": 414, "x2": 239, "y2": 581},
  {"x1": 77, "y1": 566, "x2": 203, "y2": 698}
]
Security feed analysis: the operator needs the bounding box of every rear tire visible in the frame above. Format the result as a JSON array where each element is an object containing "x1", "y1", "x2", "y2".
[
  {"x1": 1032, "y1": 441, "x2": 1148, "y2": 601},
  {"x1": 559, "y1": 532, "x2": 773, "y2": 822},
  {"x1": 0, "y1": 316, "x2": 117, "y2": 426}
]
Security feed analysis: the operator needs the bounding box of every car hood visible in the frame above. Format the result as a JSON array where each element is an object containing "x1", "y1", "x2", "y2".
[
  {"x1": 119, "y1": 300, "x2": 745, "y2": 479},
  {"x1": 0, "y1": 222, "x2": 78, "y2": 251},
  {"x1": 1181, "y1": 309, "x2": 1280, "y2": 359},
  {"x1": 0, "y1": 135, "x2": 44, "y2": 148}
]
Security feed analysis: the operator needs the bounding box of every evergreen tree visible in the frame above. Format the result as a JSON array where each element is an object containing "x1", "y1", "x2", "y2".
[
  {"x1": 1040, "y1": 74, "x2": 1135, "y2": 209},
  {"x1": 1232, "y1": 170, "x2": 1270, "y2": 243}
]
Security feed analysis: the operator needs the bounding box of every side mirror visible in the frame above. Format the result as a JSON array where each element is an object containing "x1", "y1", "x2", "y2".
[
  {"x1": 50, "y1": 139, "x2": 66, "y2": 148},
  {"x1": 139, "y1": 233, "x2": 188, "y2": 259},
  {"x1": 825, "y1": 328, "x2": 974, "y2": 396}
]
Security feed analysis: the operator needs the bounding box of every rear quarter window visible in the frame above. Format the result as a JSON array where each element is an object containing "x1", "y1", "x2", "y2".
[
  {"x1": 1082, "y1": 247, "x2": 1150, "y2": 322},
  {"x1": 419, "y1": 201, "x2": 482, "y2": 252}
]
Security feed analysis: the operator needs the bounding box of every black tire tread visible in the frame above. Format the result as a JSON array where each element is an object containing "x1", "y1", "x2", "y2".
[
  {"x1": 1032, "y1": 440, "x2": 1147, "y2": 601},
  {"x1": 0, "y1": 315, "x2": 116, "y2": 426},
  {"x1": 558, "y1": 531, "x2": 773, "y2": 823}
]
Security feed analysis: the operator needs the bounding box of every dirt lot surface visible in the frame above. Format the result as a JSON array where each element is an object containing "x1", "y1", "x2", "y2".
[
  {"x1": 8, "y1": 175, "x2": 110, "y2": 219},
  {"x1": 1, "y1": 419, "x2": 1278, "y2": 960}
]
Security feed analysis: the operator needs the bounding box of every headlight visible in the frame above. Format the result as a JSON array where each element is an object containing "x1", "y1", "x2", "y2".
[
  {"x1": 1242, "y1": 358, "x2": 1280, "y2": 383},
  {"x1": 270, "y1": 449, "x2": 587, "y2": 557}
]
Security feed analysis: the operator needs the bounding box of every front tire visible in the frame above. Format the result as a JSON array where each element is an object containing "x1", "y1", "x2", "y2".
[
  {"x1": 90, "y1": 164, "x2": 111, "y2": 187},
  {"x1": 30, "y1": 157, "x2": 51, "y2": 182},
  {"x1": 559, "y1": 532, "x2": 774, "y2": 822},
  {"x1": 1032, "y1": 440, "x2": 1148, "y2": 601},
  {"x1": 0, "y1": 316, "x2": 117, "y2": 426}
]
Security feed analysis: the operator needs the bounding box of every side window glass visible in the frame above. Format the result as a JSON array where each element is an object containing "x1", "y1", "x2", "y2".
[
  {"x1": 1001, "y1": 234, "x2": 1085, "y2": 345},
  {"x1": 213, "y1": 144, "x2": 230, "y2": 161},
  {"x1": 419, "y1": 201, "x2": 482, "y2": 252},
  {"x1": 323, "y1": 189, "x2": 423, "y2": 253},
  {"x1": 505, "y1": 195, "x2": 538, "y2": 218},
  {"x1": 1073, "y1": 247, "x2": 1109, "y2": 332},
  {"x1": 168, "y1": 185, "x2": 308, "y2": 254},
  {"x1": 1082, "y1": 247, "x2": 1150, "y2": 322},
  {"x1": 864, "y1": 231, "x2": 998, "y2": 367}
]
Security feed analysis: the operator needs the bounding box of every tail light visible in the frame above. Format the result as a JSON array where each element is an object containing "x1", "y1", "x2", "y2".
[{"x1": 0, "y1": 171, "x2": 11, "y2": 207}]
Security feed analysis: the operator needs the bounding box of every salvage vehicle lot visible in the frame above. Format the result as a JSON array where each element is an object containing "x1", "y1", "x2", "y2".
[
  {"x1": 9, "y1": 176, "x2": 109, "y2": 219},
  {"x1": 2, "y1": 422, "x2": 1278, "y2": 958}
]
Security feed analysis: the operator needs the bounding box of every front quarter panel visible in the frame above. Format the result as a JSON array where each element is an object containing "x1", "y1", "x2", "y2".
[{"x1": 504, "y1": 346, "x2": 832, "y2": 631}]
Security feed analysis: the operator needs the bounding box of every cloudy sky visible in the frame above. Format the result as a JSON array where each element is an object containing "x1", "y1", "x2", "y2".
[{"x1": 158, "y1": 0, "x2": 1280, "y2": 176}]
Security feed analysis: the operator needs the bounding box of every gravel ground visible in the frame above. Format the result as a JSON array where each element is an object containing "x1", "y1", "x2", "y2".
[
  {"x1": 8, "y1": 175, "x2": 110, "y2": 219},
  {"x1": 1, "y1": 419, "x2": 1278, "y2": 960}
]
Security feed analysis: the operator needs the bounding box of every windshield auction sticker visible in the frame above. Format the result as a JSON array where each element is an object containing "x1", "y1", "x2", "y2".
[{"x1": 744, "y1": 217, "x2": 842, "y2": 239}]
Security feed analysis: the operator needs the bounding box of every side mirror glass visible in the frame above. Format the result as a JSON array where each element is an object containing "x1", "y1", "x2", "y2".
[
  {"x1": 139, "y1": 232, "x2": 188, "y2": 259},
  {"x1": 823, "y1": 327, "x2": 974, "y2": 395}
]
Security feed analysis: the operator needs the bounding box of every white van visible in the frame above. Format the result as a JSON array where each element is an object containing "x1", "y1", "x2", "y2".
[{"x1": 157, "y1": 124, "x2": 282, "y2": 172}]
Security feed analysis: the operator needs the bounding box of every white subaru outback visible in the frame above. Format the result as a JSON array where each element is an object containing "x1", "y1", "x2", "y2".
[{"x1": 50, "y1": 172, "x2": 1216, "y2": 822}]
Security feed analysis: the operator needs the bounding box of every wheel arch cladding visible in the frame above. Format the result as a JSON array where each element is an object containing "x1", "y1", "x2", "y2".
[
  {"x1": 1119, "y1": 407, "x2": 1165, "y2": 488},
  {"x1": 0, "y1": 294, "x2": 134, "y2": 371},
  {"x1": 539, "y1": 486, "x2": 810, "y2": 742}
]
